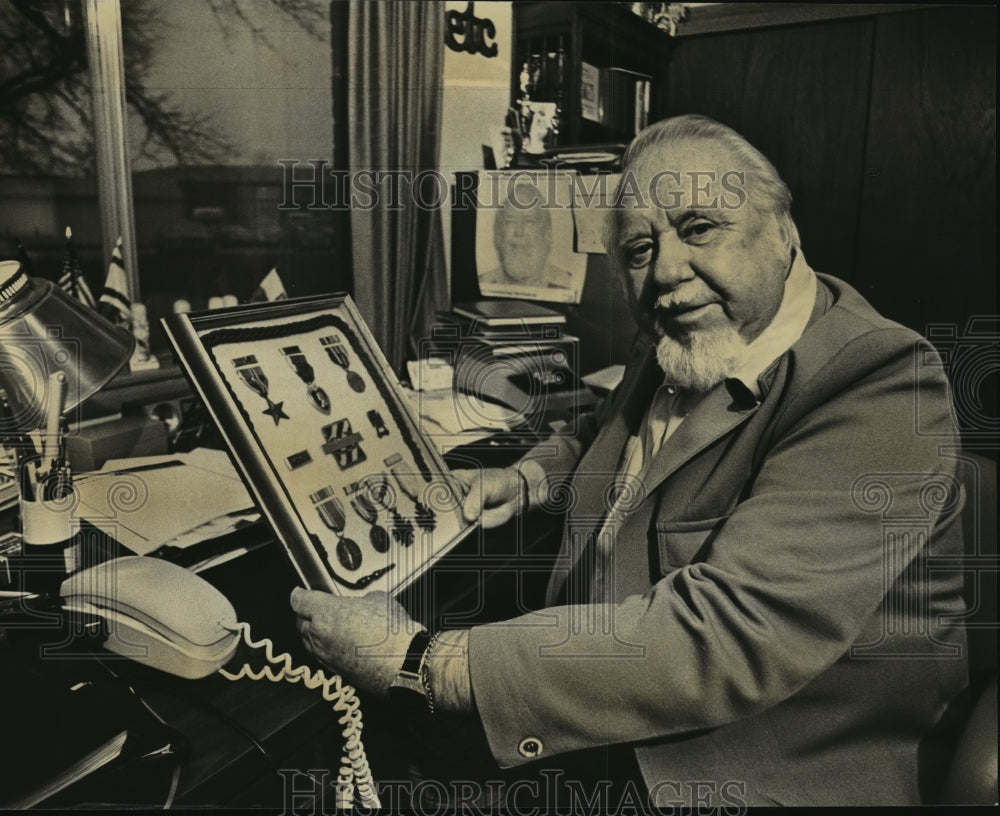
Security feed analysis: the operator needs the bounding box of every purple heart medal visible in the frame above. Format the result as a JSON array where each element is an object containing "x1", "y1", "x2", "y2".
[{"x1": 280, "y1": 345, "x2": 331, "y2": 414}]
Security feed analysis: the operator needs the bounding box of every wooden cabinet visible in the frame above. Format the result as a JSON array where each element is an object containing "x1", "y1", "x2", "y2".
[{"x1": 511, "y1": 1, "x2": 674, "y2": 148}]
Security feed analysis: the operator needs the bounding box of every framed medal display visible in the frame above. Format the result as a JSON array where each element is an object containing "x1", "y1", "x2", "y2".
[{"x1": 163, "y1": 293, "x2": 475, "y2": 596}]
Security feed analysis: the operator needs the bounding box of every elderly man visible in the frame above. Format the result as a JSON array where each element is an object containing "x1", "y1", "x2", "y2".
[{"x1": 292, "y1": 115, "x2": 968, "y2": 807}]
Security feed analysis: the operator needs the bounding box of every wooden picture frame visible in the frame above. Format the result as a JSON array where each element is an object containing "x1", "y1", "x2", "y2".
[{"x1": 163, "y1": 293, "x2": 475, "y2": 596}]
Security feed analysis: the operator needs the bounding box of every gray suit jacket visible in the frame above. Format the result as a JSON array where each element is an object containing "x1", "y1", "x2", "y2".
[{"x1": 468, "y1": 274, "x2": 968, "y2": 806}]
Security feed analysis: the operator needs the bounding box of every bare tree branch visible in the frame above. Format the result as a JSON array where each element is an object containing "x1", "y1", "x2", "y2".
[
  {"x1": 205, "y1": 0, "x2": 327, "y2": 48},
  {"x1": 0, "y1": 0, "x2": 326, "y2": 177}
]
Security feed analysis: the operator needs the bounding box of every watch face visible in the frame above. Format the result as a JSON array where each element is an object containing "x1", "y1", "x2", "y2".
[{"x1": 388, "y1": 676, "x2": 428, "y2": 714}]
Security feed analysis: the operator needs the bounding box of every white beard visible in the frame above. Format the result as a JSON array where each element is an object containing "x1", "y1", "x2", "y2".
[{"x1": 655, "y1": 322, "x2": 748, "y2": 392}]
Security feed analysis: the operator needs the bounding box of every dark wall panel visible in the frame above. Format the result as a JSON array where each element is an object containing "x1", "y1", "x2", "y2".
[
  {"x1": 664, "y1": 18, "x2": 875, "y2": 282},
  {"x1": 855, "y1": 6, "x2": 996, "y2": 338}
]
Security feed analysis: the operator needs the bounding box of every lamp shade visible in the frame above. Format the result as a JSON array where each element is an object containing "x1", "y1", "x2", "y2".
[{"x1": 0, "y1": 260, "x2": 135, "y2": 433}]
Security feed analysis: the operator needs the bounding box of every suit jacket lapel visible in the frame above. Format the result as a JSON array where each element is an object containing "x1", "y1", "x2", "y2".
[
  {"x1": 640, "y1": 381, "x2": 761, "y2": 495},
  {"x1": 546, "y1": 342, "x2": 661, "y2": 604},
  {"x1": 547, "y1": 377, "x2": 758, "y2": 605},
  {"x1": 565, "y1": 343, "x2": 663, "y2": 526}
]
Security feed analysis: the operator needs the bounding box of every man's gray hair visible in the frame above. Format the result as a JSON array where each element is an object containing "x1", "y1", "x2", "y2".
[{"x1": 605, "y1": 114, "x2": 801, "y2": 253}]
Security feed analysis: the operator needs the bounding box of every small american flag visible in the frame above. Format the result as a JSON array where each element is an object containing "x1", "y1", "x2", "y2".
[
  {"x1": 98, "y1": 236, "x2": 132, "y2": 328},
  {"x1": 249, "y1": 267, "x2": 288, "y2": 302},
  {"x1": 58, "y1": 227, "x2": 97, "y2": 308}
]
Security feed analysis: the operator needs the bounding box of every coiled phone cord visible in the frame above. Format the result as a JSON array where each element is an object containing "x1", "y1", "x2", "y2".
[{"x1": 218, "y1": 621, "x2": 381, "y2": 810}]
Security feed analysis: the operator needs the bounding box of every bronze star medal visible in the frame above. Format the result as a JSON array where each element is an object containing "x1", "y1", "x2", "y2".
[{"x1": 233, "y1": 355, "x2": 288, "y2": 425}]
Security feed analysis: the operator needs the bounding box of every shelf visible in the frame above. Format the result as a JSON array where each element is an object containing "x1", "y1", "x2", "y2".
[{"x1": 511, "y1": 1, "x2": 675, "y2": 148}]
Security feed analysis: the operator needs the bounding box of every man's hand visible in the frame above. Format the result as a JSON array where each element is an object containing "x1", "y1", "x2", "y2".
[
  {"x1": 290, "y1": 588, "x2": 422, "y2": 698},
  {"x1": 451, "y1": 467, "x2": 526, "y2": 528}
]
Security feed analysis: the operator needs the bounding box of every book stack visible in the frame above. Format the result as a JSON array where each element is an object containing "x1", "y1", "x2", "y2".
[
  {"x1": 425, "y1": 300, "x2": 590, "y2": 426},
  {"x1": 450, "y1": 299, "x2": 569, "y2": 351}
]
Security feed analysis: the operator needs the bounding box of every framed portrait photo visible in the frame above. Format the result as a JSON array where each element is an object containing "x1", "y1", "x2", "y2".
[
  {"x1": 474, "y1": 170, "x2": 588, "y2": 304},
  {"x1": 163, "y1": 293, "x2": 475, "y2": 597}
]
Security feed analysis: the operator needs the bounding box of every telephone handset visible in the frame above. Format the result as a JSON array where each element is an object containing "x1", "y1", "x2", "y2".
[
  {"x1": 59, "y1": 556, "x2": 240, "y2": 680},
  {"x1": 56, "y1": 555, "x2": 380, "y2": 808}
]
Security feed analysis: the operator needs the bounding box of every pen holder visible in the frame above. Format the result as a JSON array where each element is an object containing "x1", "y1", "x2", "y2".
[{"x1": 19, "y1": 495, "x2": 80, "y2": 594}]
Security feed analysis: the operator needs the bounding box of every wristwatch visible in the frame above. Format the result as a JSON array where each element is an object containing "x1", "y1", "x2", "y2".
[{"x1": 388, "y1": 629, "x2": 431, "y2": 714}]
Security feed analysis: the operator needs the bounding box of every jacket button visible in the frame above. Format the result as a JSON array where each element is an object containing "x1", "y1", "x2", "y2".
[{"x1": 517, "y1": 737, "x2": 543, "y2": 758}]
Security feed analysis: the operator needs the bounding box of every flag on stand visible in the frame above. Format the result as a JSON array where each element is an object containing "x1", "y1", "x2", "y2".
[
  {"x1": 249, "y1": 267, "x2": 288, "y2": 302},
  {"x1": 58, "y1": 227, "x2": 97, "y2": 308},
  {"x1": 15, "y1": 237, "x2": 34, "y2": 275},
  {"x1": 98, "y1": 237, "x2": 132, "y2": 329}
]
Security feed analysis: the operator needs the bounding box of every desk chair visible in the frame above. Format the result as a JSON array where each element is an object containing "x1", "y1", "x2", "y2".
[{"x1": 940, "y1": 450, "x2": 998, "y2": 805}]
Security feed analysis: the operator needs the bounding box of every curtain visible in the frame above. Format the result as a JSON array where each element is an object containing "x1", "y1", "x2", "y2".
[{"x1": 347, "y1": 1, "x2": 448, "y2": 374}]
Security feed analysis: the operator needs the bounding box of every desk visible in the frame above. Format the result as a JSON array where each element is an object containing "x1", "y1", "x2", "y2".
[
  {"x1": 1, "y1": 542, "x2": 356, "y2": 808},
  {"x1": 0, "y1": 346, "x2": 596, "y2": 806},
  {"x1": 0, "y1": 432, "x2": 567, "y2": 809}
]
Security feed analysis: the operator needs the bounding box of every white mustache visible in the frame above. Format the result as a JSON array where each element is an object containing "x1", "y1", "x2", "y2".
[{"x1": 654, "y1": 292, "x2": 711, "y2": 311}]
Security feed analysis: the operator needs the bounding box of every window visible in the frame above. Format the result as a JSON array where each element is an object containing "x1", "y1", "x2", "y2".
[
  {"x1": 1, "y1": 0, "x2": 345, "y2": 359},
  {"x1": 0, "y1": 1, "x2": 101, "y2": 296}
]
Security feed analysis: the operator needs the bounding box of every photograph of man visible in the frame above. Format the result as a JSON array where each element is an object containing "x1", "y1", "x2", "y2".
[{"x1": 475, "y1": 172, "x2": 586, "y2": 303}]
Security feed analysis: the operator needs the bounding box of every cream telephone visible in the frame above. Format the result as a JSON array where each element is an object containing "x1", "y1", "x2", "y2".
[
  {"x1": 59, "y1": 556, "x2": 240, "y2": 680},
  {"x1": 55, "y1": 556, "x2": 380, "y2": 809}
]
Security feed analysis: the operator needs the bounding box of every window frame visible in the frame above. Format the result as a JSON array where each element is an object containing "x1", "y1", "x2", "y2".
[{"x1": 81, "y1": 0, "x2": 140, "y2": 303}]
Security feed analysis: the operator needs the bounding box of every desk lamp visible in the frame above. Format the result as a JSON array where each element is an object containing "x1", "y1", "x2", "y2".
[{"x1": 0, "y1": 259, "x2": 133, "y2": 585}]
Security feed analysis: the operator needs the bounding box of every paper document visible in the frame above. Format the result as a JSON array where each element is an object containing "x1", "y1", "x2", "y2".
[
  {"x1": 573, "y1": 173, "x2": 621, "y2": 253},
  {"x1": 582, "y1": 364, "x2": 626, "y2": 393},
  {"x1": 407, "y1": 357, "x2": 455, "y2": 391},
  {"x1": 72, "y1": 449, "x2": 258, "y2": 555},
  {"x1": 403, "y1": 387, "x2": 512, "y2": 453},
  {"x1": 9, "y1": 731, "x2": 127, "y2": 810}
]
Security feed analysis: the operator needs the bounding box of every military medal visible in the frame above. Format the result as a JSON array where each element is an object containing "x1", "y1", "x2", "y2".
[
  {"x1": 320, "y1": 418, "x2": 367, "y2": 470},
  {"x1": 233, "y1": 355, "x2": 288, "y2": 425},
  {"x1": 358, "y1": 472, "x2": 393, "y2": 509},
  {"x1": 359, "y1": 473, "x2": 414, "y2": 547},
  {"x1": 310, "y1": 487, "x2": 364, "y2": 571},
  {"x1": 321, "y1": 334, "x2": 365, "y2": 393},
  {"x1": 285, "y1": 449, "x2": 312, "y2": 470},
  {"x1": 311, "y1": 485, "x2": 348, "y2": 532},
  {"x1": 336, "y1": 537, "x2": 364, "y2": 572},
  {"x1": 387, "y1": 454, "x2": 436, "y2": 530},
  {"x1": 367, "y1": 409, "x2": 390, "y2": 438},
  {"x1": 281, "y1": 345, "x2": 330, "y2": 414},
  {"x1": 392, "y1": 515, "x2": 415, "y2": 548},
  {"x1": 350, "y1": 490, "x2": 391, "y2": 554}
]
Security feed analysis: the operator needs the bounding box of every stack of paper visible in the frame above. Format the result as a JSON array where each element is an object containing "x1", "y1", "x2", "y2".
[{"x1": 72, "y1": 449, "x2": 258, "y2": 557}]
